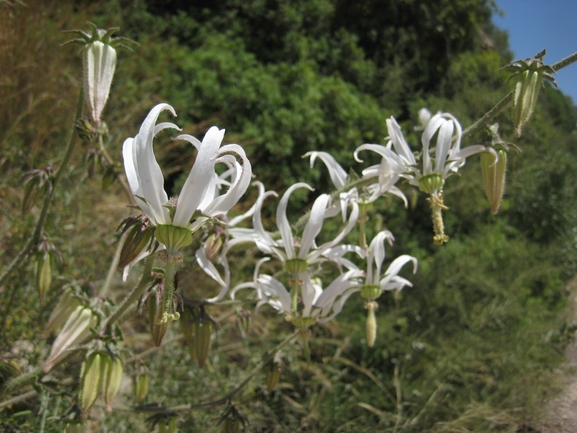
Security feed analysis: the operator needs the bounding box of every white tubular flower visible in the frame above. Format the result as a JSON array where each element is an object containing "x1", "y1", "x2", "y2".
[
  {"x1": 122, "y1": 103, "x2": 252, "y2": 254},
  {"x1": 230, "y1": 182, "x2": 361, "y2": 274},
  {"x1": 360, "y1": 231, "x2": 418, "y2": 301},
  {"x1": 305, "y1": 151, "x2": 407, "y2": 216},
  {"x1": 232, "y1": 259, "x2": 363, "y2": 329},
  {"x1": 84, "y1": 40, "x2": 116, "y2": 125},
  {"x1": 356, "y1": 110, "x2": 492, "y2": 244}
]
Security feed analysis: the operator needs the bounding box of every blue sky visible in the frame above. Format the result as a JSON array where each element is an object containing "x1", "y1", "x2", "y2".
[{"x1": 493, "y1": 0, "x2": 577, "y2": 104}]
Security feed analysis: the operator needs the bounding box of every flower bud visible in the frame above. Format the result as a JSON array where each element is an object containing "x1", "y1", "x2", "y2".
[
  {"x1": 22, "y1": 167, "x2": 53, "y2": 215},
  {"x1": 35, "y1": 252, "x2": 52, "y2": 304},
  {"x1": 503, "y1": 52, "x2": 557, "y2": 138},
  {"x1": 79, "y1": 352, "x2": 103, "y2": 417},
  {"x1": 101, "y1": 354, "x2": 123, "y2": 412},
  {"x1": 0, "y1": 356, "x2": 21, "y2": 384},
  {"x1": 45, "y1": 288, "x2": 82, "y2": 334},
  {"x1": 148, "y1": 290, "x2": 168, "y2": 347},
  {"x1": 44, "y1": 306, "x2": 99, "y2": 372},
  {"x1": 204, "y1": 233, "x2": 224, "y2": 261},
  {"x1": 365, "y1": 301, "x2": 378, "y2": 347},
  {"x1": 118, "y1": 215, "x2": 156, "y2": 269},
  {"x1": 194, "y1": 318, "x2": 213, "y2": 369},
  {"x1": 481, "y1": 149, "x2": 507, "y2": 215},
  {"x1": 84, "y1": 40, "x2": 116, "y2": 125},
  {"x1": 134, "y1": 370, "x2": 149, "y2": 404}
]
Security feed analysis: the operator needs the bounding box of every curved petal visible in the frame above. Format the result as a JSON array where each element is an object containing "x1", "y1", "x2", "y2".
[
  {"x1": 421, "y1": 112, "x2": 444, "y2": 176},
  {"x1": 434, "y1": 118, "x2": 454, "y2": 173},
  {"x1": 172, "y1": 128, "x2": 224, "y2": 227},
  {"x1": 304, "y1": 151, "x2": 348, "y2": 189},
  {"x1": 277, "y1": 183, "x2": 313, "y2": 259},
  {"x1": 133, "y1": 103, "x2": 177, "y2": 225},
  {"x1": 258, "y1": 274, "x2": 292, "y2": 314},
  {"x1": 386, "y1": 117, "x2": 417, "y2": 166},
  {"x1": 298, "y1": 194, "x2": 331, "y2": 259}
]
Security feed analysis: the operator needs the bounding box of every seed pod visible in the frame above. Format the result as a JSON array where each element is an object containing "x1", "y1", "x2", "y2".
[
  {"x1": 101, "y1": 354, "x2": 123, "y2": 412},
  {"x1": 44, "y1": 306, "x2": 98, "y2": 372},
  {"x1": 35, "y1": 253, "x2": 52, "y2": 304},
  {"x1": 79, "y1": 353, "x2": 103, "y2": 417},
  {"x1": 134, "y1": 372, "x2": 149, "y2": 404},
  {"x1": 45, "y1": 289, "x2": 82, "y2": 334},
  {"x1": 194, "y1": 319, "x2": 213, "y2": 369},
  {"x1": 481, "y1": 150, "x2": 507, "y2": 215}
]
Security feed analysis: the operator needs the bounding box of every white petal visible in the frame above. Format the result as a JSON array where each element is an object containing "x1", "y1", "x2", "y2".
[
  {"x1": 277, "y1": 183, "x2": 312, "y2": 259},
  {"x1": 298, "y1": 194, "x2": 331, "y2": 259},
  {"x1": 305, "y1": 151, "x2": 348, "y2": 189}
]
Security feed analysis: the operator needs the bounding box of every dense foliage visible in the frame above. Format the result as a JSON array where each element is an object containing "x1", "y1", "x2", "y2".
[{"x1": 1, "y1": 0, "x2": 577, "y2": 432}]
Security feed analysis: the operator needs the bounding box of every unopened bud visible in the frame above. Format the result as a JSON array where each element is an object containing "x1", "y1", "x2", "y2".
[
  {"x1": 84, "y1": 40, "x2": 117, "y2": 125},
  {"x1": 35, "y1": 253, "x2": 52, "y2": 304},
  {"x1": 0, "y1": 356, "x2": 21, "y2": 383},
  {"x1": 44, "y1": 306, "x2": 98, "y2": 372},
  {"x1": 101, "y1": 354, "x2": 123, "y2": 412},
  {"x1": 194, "y1": 318, "x2": 213, "y2": 369},
  {"x1": 79, "y1": 352, "x2": 103, "y2": 417},
  {"x1": 148, "y1": 291, "x2": 168, "y2": 347},
  {"x1": 481, "y1": 150, "x2": 507, "y2": 215},
  {"x1": 204, "y1": 233, "x2": 224, "y2": 261},
  {"x1": 365, "y1": 302, "x2": 378, "y2": 347},
  {"x1": 134, "y1": 371, "x2": 149, "y2": 404},
  {"x1": 118, "y1": 215, "x2": 155, "y2": 269},
  {"x1": 45, "y1": 289, "x2": 82, "y2": 334},
  {"x1": 22, "y1": 167, "x2": 53, "y2": 214},
  {"x1": 503, "y1": 52, "x2": 556, "y2": 138}
]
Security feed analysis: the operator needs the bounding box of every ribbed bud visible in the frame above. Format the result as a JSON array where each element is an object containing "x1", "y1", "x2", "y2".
[
  {"x1": 134, "y1": 372, "x2": 149, "y2": 404},
  {"x1": 481, "y1": 150, "x2": 507, "y2": 215},
  {"x1": 83, "y1": 41, "x2": 117, "y2": 125},
  {"x1": 204, "y1": 233, "x2": 224, "y2": 261},
  {"x1": 45, "y1": 289, "x2": 82, "y2": 334},
  {"x1": 194, "y1": 319, "x2": 213, "y2": 369},
  {"x1": 44, "y1": 306, "x2": 98, "y2": 372},
  {"x1": 155, "y1": 224, "x2": 193, "y2": 255},
  {"x1": 148, "y1": 293, "x2": 168, "y2": 347},
  {"x1": 168, "y1": 417, "x2": 178, "y2": 433},
  {"x1": 512, "y1": 70, "x2": 540, "y2": 138},
  {"x1": 101, "y1": 355, "x2": 123, "y2": 412},
  {"x1": 79, "y1": 352, "x2": 103, "y2": 417},
  {"x1": 365, "y1": 302, "x2": 378, "y2": 348},
  {"x1": 35, "y1": 253, "x2": 52, "y2": 304},
  {"x1": 118, "y1": 215, "x2": 155, "y2": 269},
  {"x1": 290, "y1": 316, "x2": 315, "y2": 330},
  {"x1": 22, "y1": 167, "x2": 53, "y2": 215}
]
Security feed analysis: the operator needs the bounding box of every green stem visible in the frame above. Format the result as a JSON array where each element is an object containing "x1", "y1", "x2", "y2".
[
  {"x1": 98, "y1": 134, "x2": 134, "y2": 203},
  {"x1": 162, "y1": 261, "x2": 177, "y2": 322},
  {"x1": 0, "y1": 390, "x2": 38, "y2": 409},
  {"x1": 134, "y1": 330, "x2": 300, "y2": 413}
]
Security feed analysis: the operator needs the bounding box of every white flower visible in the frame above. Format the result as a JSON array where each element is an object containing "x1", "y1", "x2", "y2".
[
  {"x1": 230, "y1": 182, "x2": 362, "y2": 273},
  {"x1": 355, "y1": 111, "x2": 491, "y2": 194},
  {"x1": 361, "y1": 231, "x2": 418, "y2": 298},
  {"x1": 84, "y1": 40, "x2": 116, "y2": 125},
  {"x1": 122, "y1": 104, "x2": 252, "y2": 252},
  {"x1": 305, "y1": 151, "x2": 407, "y2": 215},
  {"x1": 231, "y1": 259, "x2": 363, "y2": 327}
]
